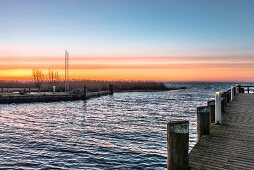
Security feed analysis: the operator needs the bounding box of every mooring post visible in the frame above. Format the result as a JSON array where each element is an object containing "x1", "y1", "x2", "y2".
[
  {"x1": 221, "y1": 98, "x2": 225, "y2": 113},
  {"x1": 231, "y1": 86, "x2": 235, "y2": 101},
  {"x1": 167, "y1": 120, "x2": 189, "y2": 170},
  {"x1": 207, "y1": 100, "x2": 215, "y2": 123},
  {"x1": 215, "y1": 92, "x2": 222, "y2": 124},
  {"x1": 233, "y1": 86, "x2": 236, "y2": 96},
  {"x1": 197, "y1": 106, "x2": 210, "y2": 141},
  {"x1": 222, "y1": 92, "x2": 227, "y2": 106},
  {"x1": 235, "y1": 85, "x2": 238, "y2": 94},
  {"x1": 238, "y1": 85, "x2": 242, "y2": 93},
  {"x1": 109, "y1": 84, "x2": 113, "y2": 95},
  {"x1": 226, "y1": 91, "x2": 230, "y2": 102},
  {"x1": 83, "y1": 85, "x2": 87, "y2": 99}
]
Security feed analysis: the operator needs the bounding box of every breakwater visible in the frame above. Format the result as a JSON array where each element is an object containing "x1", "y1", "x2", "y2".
[{"x1": 0, "y1": 85, "x2": 114, "y2": 104}]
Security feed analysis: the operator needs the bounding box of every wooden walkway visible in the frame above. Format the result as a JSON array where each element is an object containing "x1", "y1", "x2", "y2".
[{"x1": 189, "y1": 94, "x2": 254, "y2": 169}]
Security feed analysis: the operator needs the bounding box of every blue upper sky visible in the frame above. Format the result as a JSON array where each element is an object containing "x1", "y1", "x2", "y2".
[{"x1": 0, "y1": 0, "x2": 254, "y2": 56}]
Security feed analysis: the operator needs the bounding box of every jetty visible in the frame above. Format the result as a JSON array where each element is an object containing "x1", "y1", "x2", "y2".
[
  {"x1": 167, "y1": 85, "x2": 254, "y2": 170},
  {"x1": 0, "y1": 85, "x2": 113, "y2": 104}
]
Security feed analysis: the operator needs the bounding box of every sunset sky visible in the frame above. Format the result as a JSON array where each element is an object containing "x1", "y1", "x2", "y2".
[{"x1": 0, "y1": 0, "x2": 254, "y2": 81}]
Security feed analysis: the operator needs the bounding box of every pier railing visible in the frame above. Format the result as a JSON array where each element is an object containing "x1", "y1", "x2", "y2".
[
  {"x1": 238, "y1": 85, "x2": 254, "y2": 93},
  {"x1": 167, "y1": 84, "x2": 246, "y2": 170}
]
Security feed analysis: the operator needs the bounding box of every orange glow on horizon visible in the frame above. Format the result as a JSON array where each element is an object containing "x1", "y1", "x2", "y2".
[{"x1": 0, "y1": 55, "x2": 253, "y2": 81}]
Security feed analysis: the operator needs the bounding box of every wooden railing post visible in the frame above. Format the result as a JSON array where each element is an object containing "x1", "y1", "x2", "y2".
[
  {"x1": 109, "y1": 84, "x2": 113, "y2": 95},
  {"x1": 221, "y1": 92, "x2": 227, "y2": 107},
  {"x1": 234, "y1": 86, "x2": 236, "y2": 96},
  {"x1": 197, "y1": 106, "x2": 210, "y2": 141},
  {"x1": 227, "y1": 90, "x2": 231, "y2": 103},
  {"x1": 167, "y1": 120, "x2": 189, "y2": 170},
  {"x1": 83, "y1": 85, "x2": 87, "y2": 99},
  {"x1": 221, "y1": 98, "x2": 225, "y2": 113},
  {"x1": 231, "y1": 86, "x2": 235, "y2": 101},
  {"x1": 207, "y1": 100, "x2": 215, "y2": 123},
  {"x1": 215, "y1": 92, "x2": 222, "y2": 124},
  {"x1": 236, "y1": 85, "x2": 238, "y2": 94}
]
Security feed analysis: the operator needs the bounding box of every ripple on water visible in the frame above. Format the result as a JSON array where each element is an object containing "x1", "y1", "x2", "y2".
[{"x1": 0, "y1": 82, "x2": 245, "y2": 169}]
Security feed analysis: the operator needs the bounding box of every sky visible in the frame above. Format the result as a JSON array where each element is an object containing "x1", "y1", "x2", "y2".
[{"x1": 0, "y1": 0, "x2": 254, "y2": 81}]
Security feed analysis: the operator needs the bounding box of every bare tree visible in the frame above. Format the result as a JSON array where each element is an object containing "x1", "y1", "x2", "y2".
[
  {"x1": 32, "y1": 69, "x2": 44, "y2": 91},
  {"x1": 47, "y1": 68, "x2": 59, "y2": 85}
]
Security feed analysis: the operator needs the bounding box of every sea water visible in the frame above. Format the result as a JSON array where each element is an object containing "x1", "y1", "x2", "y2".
[{"x1": 0, "y1": 82, "x2": 253, "y2": 169}]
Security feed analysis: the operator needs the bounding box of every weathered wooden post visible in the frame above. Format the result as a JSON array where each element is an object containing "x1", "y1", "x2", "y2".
[
  {"x1": 235, "y1": 85, "x2": 238, "y2": 94},
  {"x1": 197, "y1": 106, "x2": 210, "y2": 141},
  {"x1": 233, "y1": 86, "x2": 236, "y2": 96},
  {"x1": 83, "y1": 85, "x2": 87, "y2": 99},
  {"x1": 109, "y1": 84, "x2": 113, "y2": 95},
  {"x1": 167, "y1": 120, "x2": 189, "y2": 170},
  {"x1": 215, "y1": 92, "x2": 222, "y2": 124},
  {"x1": 29, "y1": 87, "x2": 31, "y2": 93},
  {"x1": 241, "y1": 87, "x2": 245, "y2": 93},
  {"x1": 231, "y1": 86, "x2": 235, "y2": 101},
  {"x1": 221, "y1": 98, "x2": 225, "y2": 113},
  {"x1": 226, "y1": 91, "x2": 230, "y2": 102},
  {"x1": 247, "y1": 87, "x2": 250, "y2": 94},
  {"x1": 207, "y1": 100, "x2": 215, "y2": 123},
  {"x1": 221, "y1": 92, "x2": 227, "y2": 107},
  {"x1": 239, "y1": 85, "x2": 242, "y2": 93}
]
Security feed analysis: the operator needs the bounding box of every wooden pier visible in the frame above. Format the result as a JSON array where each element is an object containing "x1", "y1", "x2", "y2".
[
  {"x1": 0, "y1": 85, "x2": 114, "y2": 104},
  {"x1": 189, "y1": 93, "x2": 254, "y2": 169},
  {"x1": 167, "y1": 85, "x2": 254, "y2": 170}
]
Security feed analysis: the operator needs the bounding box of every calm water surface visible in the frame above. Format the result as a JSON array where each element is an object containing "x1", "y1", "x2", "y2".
[{"x1": 0, "y1": 82, "x2": 253, "y2": 169}]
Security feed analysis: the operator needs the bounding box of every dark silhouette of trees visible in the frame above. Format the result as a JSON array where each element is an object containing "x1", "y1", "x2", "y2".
[
  {"x1": 47, "y1": 68, "x2": 59, "y2": 86},
  {"x1": 32, "y1": 69, "x2": 44, "y2": 91}
]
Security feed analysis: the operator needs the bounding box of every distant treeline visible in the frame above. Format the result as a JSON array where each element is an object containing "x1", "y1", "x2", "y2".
[{"x1": 0, "y1": 80, "x2": 186, "y2": 92}]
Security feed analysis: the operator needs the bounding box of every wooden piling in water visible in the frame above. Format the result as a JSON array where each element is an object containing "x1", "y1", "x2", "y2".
[
  {"x1": 221, "y1": 92, "x2": 227, "y2": 107},
  {"x1": 226, "y1": 90, "x2": 231, "y2": 102},
  {"x1": 231, "y1": 86, "x2": 235, "y2": 101},
  {"x1": 207, "y1": 100, "x2": 215, "y2": 123},
  {"x1": 83, "y1": 85, "x2": 87, "y2": 99},
  {"x1": 197, "y1": 106, "x2": 210, "y2": 141},
  {"x1": 109, "y1": 84, "x2": 113, "y2": 95},
  {"x1": 167, "y1": 120, "x2": 189, "y2": 170},
  {"x1": 215, "y1": 92, "x2": 222, "y2": 124},
  {"x1": 221, "y1": 98, "x2": 225, "y2": 113}
]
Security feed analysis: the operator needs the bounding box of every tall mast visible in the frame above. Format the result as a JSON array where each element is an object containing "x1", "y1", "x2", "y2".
[
  {"x1": 65, "y1": 50, "x2": 67, "y2": 93},
  {"x1": 67, "y1": 51, "x2": 69, "y2": 92}
]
